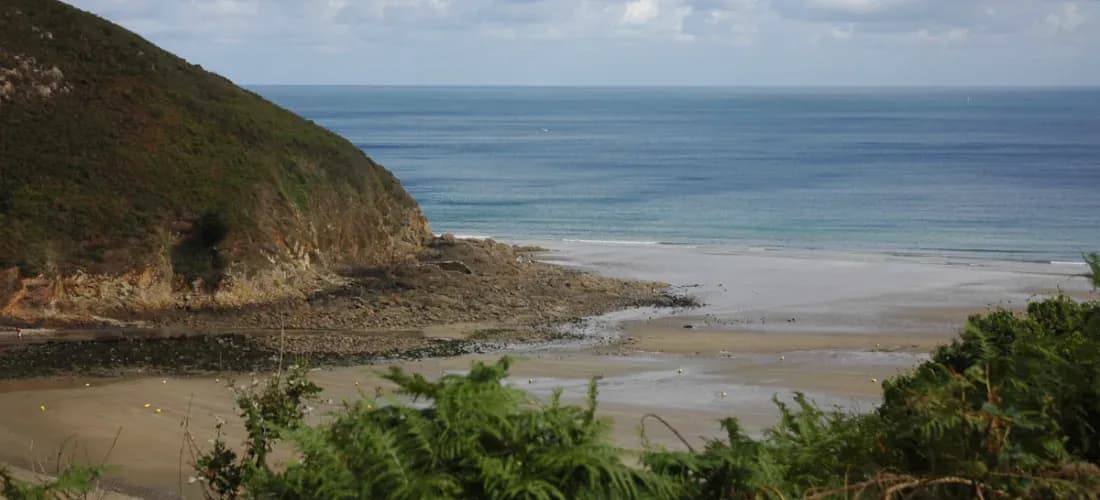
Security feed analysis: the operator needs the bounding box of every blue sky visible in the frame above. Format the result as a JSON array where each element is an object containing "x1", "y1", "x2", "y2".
[{"x1": 67, "y1": 0, "x2": 1099, "y2": 86}]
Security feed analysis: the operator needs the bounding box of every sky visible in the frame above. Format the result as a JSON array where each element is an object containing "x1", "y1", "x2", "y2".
[{"x1": 66, "y1": 0, "x2": 1100, "y2": 86}]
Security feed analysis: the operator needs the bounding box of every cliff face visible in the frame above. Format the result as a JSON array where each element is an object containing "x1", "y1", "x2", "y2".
[{"x1": 0, "y1": 0, "x2": 431, "y2": 324}]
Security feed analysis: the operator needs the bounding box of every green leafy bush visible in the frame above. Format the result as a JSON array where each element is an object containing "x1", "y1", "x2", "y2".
[
  {"x1": 654, "y1": 296, "x2": 1100, "y2": 498},
  {"x1": 1085, "y1": 252, "x2": 1100, "y2": 290},
  {"x1": 0, "y1": 465, "x2": 102, "y2": 500},
  {"x1": 196, "y1": 359, "x2": 673, "y2": 499},
  {"x1": 197, "y1": 296, "x2": 1100, "y2": 499}
]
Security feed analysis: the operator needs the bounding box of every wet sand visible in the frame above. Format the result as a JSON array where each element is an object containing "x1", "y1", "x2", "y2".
[
  {"x1": 0, "y1": 350, "x2": 904, "y2": 499},
  {"x1": 0, "y1": 241, "x2": 1093, "y2": 498},
  {"x1": 622, "y1": 321, "x2": 951, "y2": 354}
]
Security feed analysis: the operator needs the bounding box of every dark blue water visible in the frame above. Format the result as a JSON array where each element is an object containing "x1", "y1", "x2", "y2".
[{"x1": 254, "y1": 86, "x2": 1100, "y2": 262}]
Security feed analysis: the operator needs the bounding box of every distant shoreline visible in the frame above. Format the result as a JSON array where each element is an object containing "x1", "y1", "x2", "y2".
[
  {"x1": 265, "y1": 86, "x2": 1099, "y2": 271},
  {"x1": 249, "y1": 84, "x2": 1100, "y2": 91},
  {"x1": 435, "y1": 232, "x2": 1092, "y2": 267}
]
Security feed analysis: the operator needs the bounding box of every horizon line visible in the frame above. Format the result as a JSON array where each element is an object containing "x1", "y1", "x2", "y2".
[{"x1": 242, "y1": 83, "x2": 1100, "y2": 89}]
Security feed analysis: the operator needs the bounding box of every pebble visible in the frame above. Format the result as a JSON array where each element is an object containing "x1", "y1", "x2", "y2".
[{"x1": 0, "y1": 240, "x2": 684, "y2": 377}]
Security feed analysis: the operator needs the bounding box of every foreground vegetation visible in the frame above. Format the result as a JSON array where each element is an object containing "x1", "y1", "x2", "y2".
[
  {"x1": 182, "y1": 295, "x2": 1099, "y2": 499},
  {"x1": 4, "y1": 295, "x2": 1098, "y2": 498},
  {"x1": 1086, "y1": 252, "x2": 1100, "y2": 290},
  {"x1": 0, "y1": 465, "x2": 102, "y2": 500}
]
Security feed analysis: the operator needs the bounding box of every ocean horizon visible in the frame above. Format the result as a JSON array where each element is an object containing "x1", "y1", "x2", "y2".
[{"x1": 255, "y1": 85, "x2": 1100, "y2": 263}]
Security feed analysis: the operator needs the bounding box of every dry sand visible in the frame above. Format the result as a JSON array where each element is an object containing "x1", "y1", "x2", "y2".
[
  {"x1": 0, "y1": 349, "x2": 905, "y2": 499},
  {"x1": 0, "y1": 241, "x2": 1093, "y2": 498}
]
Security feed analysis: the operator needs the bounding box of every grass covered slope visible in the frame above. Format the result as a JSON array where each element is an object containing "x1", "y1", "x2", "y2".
[{"x1": 0, "y1": 1, "x2": 429, "y2": 317}]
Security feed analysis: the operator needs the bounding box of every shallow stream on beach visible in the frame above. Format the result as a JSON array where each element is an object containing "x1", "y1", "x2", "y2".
[{"x1": 0, "y1": 241, "x2": 1093, "y2": 498}]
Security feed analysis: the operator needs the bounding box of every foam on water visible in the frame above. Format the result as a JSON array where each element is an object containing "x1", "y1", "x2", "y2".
[
  {"x1": 434, "y1": 232, "x2": 494, "y2": 240},
  {"x1": 561, "y1": 239, "x2": 661, "y2": 246}
]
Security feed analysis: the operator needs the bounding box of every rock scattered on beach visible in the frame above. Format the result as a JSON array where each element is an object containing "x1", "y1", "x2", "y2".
[{"x1": 0, "y1": 238, "x2": 697, "y2": 378}]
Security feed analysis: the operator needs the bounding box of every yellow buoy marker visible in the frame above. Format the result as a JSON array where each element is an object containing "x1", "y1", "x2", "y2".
[
  {"x1": 143, "y1": 403, "x2": 152, "y2": 408},
  {"x1": 39, "y1": 405, "x2": 46, "y2": 411},
  {"x1": 871, "y1": 378, "x2": 879, "y2": 383},
  {"x1": 84, "y1": 383, "x2": 91, "y2": 387},
  {"x1": 721, "y1": 391, "x2": 728, "y2": 399},
  {"x1": 155, "y1": 408, "x2": 162, "y2": 414},
  {"x1": 161, "y1": 379, "x2": 167, "y2": 384}
]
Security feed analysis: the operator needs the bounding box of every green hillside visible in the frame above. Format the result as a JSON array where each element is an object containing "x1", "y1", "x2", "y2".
[{"x1": 0, "y1": 0, "x2": 428, "y2": 286}]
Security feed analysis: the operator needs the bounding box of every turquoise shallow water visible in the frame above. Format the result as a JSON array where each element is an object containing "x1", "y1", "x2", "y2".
[{"x1": 254, "y1": 86, "x2": 1100, "y2": 262}]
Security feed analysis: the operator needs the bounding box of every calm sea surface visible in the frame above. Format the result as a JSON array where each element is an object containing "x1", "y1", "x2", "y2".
[{"x1": 254, "y1": 86, "x2": 1100, "y2": 262}]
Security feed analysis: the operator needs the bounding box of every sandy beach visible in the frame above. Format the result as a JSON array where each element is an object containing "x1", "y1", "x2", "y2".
[{"x1": 0, "y1": 241, "x2": 1093, "y2": 498}]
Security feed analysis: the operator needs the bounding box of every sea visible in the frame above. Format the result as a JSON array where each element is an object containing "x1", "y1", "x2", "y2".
[{"x1": 253, "y1": 86, "x2": 1100, "y2": 264}]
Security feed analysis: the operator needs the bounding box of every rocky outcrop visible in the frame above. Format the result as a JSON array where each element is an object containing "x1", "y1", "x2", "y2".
[{"x1": 0, "y1": 50, "x2": 72, "y2": 105}]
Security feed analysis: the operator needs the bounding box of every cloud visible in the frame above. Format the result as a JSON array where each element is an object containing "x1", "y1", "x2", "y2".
[
  {"x1": 772, "y1": 0, "x2": 939, "y2": 24},
  {"x1": 1046, "y1": 2, "x2": 1087, "y2": 32},
  {"x1": 68, "y1": 0, "x2": 766, "y2": 44},
  {"x1": 70, "y1": 0, "x2": 1089, "y2": 48},
  {"x1": 807, "y1": 0, "x2": 914, "y2": 16},
  {"x1": 623, "y1": 0, "x2": 661, "y2": 24},
  {"x1": 62, "y1": 0, "x2": 1100, "y2": 85}
]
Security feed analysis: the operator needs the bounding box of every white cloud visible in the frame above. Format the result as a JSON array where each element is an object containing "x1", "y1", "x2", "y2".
[
  {"x1": 807, "y1": 0, "x2": 901, "y2": 15},
  {"x1": 1046, "y1": 2, "x2": 1087, "y2": 33},
  {"x1": 623, "y1": 0, "x2": 661, "y2": 24},
  {"x1": 194, "y1": 0, "x2": 258, "y2": 17},
  {"x1": 62, "y1": 0, "x2": 1100, "y2": 85},
  {"x1": 908, "y1": 26, "x2": 970, "y2": 45}
]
